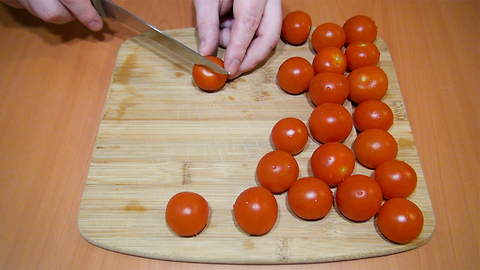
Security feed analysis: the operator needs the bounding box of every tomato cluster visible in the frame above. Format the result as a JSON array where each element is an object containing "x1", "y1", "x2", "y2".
[
  {"x1": 272, "y1": 13, "x2": 423, "y2": 243},
  {"x1": 168, "y1": 13, "x2": 423, "y2": 244}
]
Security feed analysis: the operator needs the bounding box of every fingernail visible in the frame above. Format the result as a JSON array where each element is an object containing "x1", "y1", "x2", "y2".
[
  {"x1": 227, "y1": 59, "x2": 241, "y2": 76},
  {"x1": 88, "y1": 20, "x2": 103, "y2": 31}
]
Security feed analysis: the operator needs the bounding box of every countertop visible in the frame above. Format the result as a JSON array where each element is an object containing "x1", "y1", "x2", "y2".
[{"x1": 0, "y1": 1, "x2": 478, "y2": 269}]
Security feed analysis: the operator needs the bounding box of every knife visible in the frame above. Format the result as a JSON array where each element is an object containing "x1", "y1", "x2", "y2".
[{"x1": 91, "y1": 0, "x2": 229, "y2": 75}]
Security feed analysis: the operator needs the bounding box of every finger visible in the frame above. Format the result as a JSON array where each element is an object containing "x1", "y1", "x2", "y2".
[
  {"x1": 218, "y1": 27, "x2": 231, "y2": 48},
  {"x1": 219, "y1": 13, "x2": 234, "y2": 30},
  {"x1": 194, "y1": 0, "x2": 221, "y2": 56},
  {"x1": 218, "y1": 14, "x2": 234, "y2": 47},
  {"x1": 59, "y1": 0, "x2": 103, "y2": 31},
  {"x1": 20, "y1": 0, "x2": 75, "y2": 24},
  {"x1": 223, "y1": 0, "x2": 268, "y2": 76},
  {"x1": 233, "y1": 0, "x2": 282, "y2": 78}
]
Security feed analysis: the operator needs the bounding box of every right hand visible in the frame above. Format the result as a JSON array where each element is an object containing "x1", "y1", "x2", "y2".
[{"x1": 1, "y1": 0, "x2": 103, "y2": 31}]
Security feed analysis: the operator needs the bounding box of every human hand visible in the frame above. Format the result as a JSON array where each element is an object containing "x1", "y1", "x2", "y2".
[
  {"x1": 1, "y1": 0, "x2": 103, "y2": 31},
  {"x1": 194, "y1": 0, "x2": 282, "y2": 79}
]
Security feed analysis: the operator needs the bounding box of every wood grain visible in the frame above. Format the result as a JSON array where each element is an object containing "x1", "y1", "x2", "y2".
[{"x1": 78, "y1": 28, "x2": 434, "y2": 264}]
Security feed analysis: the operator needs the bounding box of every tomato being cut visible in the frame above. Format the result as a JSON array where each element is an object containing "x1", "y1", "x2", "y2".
[
  {"x1": 308, "y1": 103, "x2": 353, "y2": 143},
  {"x1": 271, "y1": 118, "x2": 309, "y2": 155},
  {"x1": 256, "y1": 150, "x2": 299, "y2": 194},
  {"x1": 311, "y1": 22, "x2": 346, "y2": 52},
  {"x1": 312, "y1": 47, "x2": 348, "y2": 75},
  {"x1": 192, "y1": 55, "x2": 228, "y2": 92},
  {"x1": 335, "y1": 174, "x2": 383, "y2": 222},
  {"x1": 374, "y1": 159, "x2": 417, "y2": 199},
  {"x1": 310, "y1": 142, "x2": 355, "y2": 187},
  {"x1": 353, "y1": 99, "x2": 394, "y2": 132},
  {"x1": 287, "y1": 177, "x2": 333, "y2": 220},
  {"x1": 165, "y1": 191, "x2": 209, "y2": 237},
  {"x1": 347, "y1": 65, "x2": 388, "y2": 104},
  {"x1": 353, "y1": 129, "x2": 398, "y2": 169},
  {"x1": 308, "y1": 72, "x2": 350, "y2": 106},
  {"x1": 233, "y1": 187, "x2": 278, "y2": 236},
  {"x1": 343, "y1": 15, "x2": 377, "y2": 45},
  {"x1": 281, "y1": 11, "x2": 312, "y2": 45},
  {"x1": 377, "y1": 198, "x2": 424, "y2": 244},
  {"x1": 277, "y1": 57, "x2": 315, "y2": 94},
  {"x1": 345, "y1": 41, "x2": 380, "y2": 71}
]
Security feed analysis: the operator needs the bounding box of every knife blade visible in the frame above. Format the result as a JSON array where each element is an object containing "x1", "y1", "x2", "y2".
[{"x1": 91, "y1": 0, "x2": 229, "y2": 75}]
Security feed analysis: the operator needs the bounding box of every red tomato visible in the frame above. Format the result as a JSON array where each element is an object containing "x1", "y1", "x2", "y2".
[
  {"x1": 256, "y1": 150, "x2": 299, "y2": 194},
  {"x1": 343, "y1": 15, "x2": 378, "y2": 45},
  {"x1": 165, "y1": 191, "x2": 209, "y2": 237},
  {"x1": 353, "y1": 99, "x2": 394, "y2": 132},
  {"x1": 347, "y1": 66, "x2": 388, "y2": 104},
  {"x1": 233, "y1": 187, "x2": 278, "y2": 236},
  {"x1": 281, "y1": 11, "x2": 312, "y2": 45},
  {"x1": 311, "y1": 22, "x2": 346, "y2": 51},
  {"x1": 192, "y1": 55, "x2": 227, "y2": 92},
  {"x1": 345, "y1": 41, "x2": 380, "y2": 71},
  {"x1": 271, "y1": 118, "x2": 309, "y2": 155},
  {"x1": 377, "y1": 198, "x2": 424, "y2": 244},
  {"x1": 308, "y1": 72, "x2": 350, "y2": 106},
  {"x1": 311, "y1": 142, "x2": 355, "y2": 187},
  {"x1": 277, "y1": 57, "x2": 315, "y2": 94},
  {"x1": 353, "y1": 129, "x2": 398, "y2": 169},
  {"x1": 374, "y1": 160, "x2": 417, "y2": 199},
  {"x1": 335, "y1": 174, "x2": 383, "y2": 222},
  {"x1": 287, "y1": 177, "x2": 333, "y2": 220},
  {"x1": 312, "y1": 47, "x2": 348, "y2": 75},
  {"x1": 308, "y1": 103, "x2": 353, "y2": 143}
]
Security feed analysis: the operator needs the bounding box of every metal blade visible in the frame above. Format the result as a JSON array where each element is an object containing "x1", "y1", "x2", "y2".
[{"x1": 91, "y1": 0, "x2": 229, "y2": 75}]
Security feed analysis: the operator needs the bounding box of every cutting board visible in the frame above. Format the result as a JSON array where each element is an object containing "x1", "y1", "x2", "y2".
[{"x1": 78, "y1": 28, "x2": 435, "y2": 264}]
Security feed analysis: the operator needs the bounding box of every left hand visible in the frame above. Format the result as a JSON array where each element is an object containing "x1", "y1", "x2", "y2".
[{"x1": 194, "y1": 0, "x2": 282, "y2": 79}]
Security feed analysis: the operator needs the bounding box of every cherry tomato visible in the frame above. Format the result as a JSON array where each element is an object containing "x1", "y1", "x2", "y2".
[
  {"x1": 345, "y1": 41, "x2": 380, "y2": 71},
  {"x1": 353, "y1": 99, "x2": 394, "y2": 132},
  {"x1": 192, "y1": 55, "x2": 227, "y2": 92},
  {"x1": 335, "y1": 174, "x2": 383, "y2": 222},
  {"x1": 277, "y1": 57, "x2": 315, "y2": 94},
  {"x1": 281, "y1": 11, "x2": 312, "y2": 45},
  {"x1": 256, "y1": 150, "x2": 299, "y2": 194},
  {"x1": 287, "y1": 177, "x2": 333, "y2": 220},
  {"x1": 311, "y1": 22, "x2": 346, "y2": 52},
  {"x1": 353, "y1": 129, "x2": 398, "y2": 169},
  {"x1": 233, "y1": 187, "x2": 278, "y2": 236},
  {"x1": 165, "y1": 191, "x2": 209, "y2": 237},
  {"x1": 308, "y1": 72, "x2": 350, "y2": 106},
  {"x1": 271, "y1": 118, "x2": 309, "y2": 155},
  {"x1": 308, "y1": 103, "x2": 353, "y2": 143},
  {"x1": 374, "y1": 160, "x2": 417, "y2": 199},
  {"x1": 343, "y1": 15, "x2": 378, "y2": 46},
  {"x1": 312, "y1": 47, "x2": 348, "y2": 75},
  {"x1": 347, "y1": 66, "x2": 388, "y2": 104},
  {"x1": 377, "y1": 198, "x2": 424, "y2": 244},
  {"x1": 311, "y1": 142, "x2": 356, "y2": 187}
]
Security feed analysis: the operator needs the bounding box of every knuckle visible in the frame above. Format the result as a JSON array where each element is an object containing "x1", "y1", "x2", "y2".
[
  {"x1": 239, "y1": 13, "x2": 261, "y2": 34},
  {"x1": 38, "y1": 8, "x2": 67, "y2": 23}
]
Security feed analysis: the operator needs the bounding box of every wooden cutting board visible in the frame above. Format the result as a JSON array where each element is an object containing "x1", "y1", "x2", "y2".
[{"x1": 78, "y1": 28, "x2": 435, "y2": 264}]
